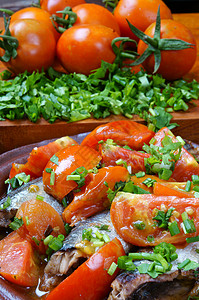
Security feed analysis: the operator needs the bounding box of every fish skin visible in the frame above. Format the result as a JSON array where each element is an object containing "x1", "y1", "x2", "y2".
[
  {"x1": 108, "y1": 242, "x2": 199, "y2": 300},
  {"x1": 0, "y1": 177, "x2": 64, "y2": 227},
  {"x1": 61, "y1": 210, "x2": 132, "y2": 254}
]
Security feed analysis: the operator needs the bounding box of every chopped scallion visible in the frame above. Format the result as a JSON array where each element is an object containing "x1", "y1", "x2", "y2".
[{"x1": 107, "y1": 262, "x2": 118, "y2": 276}]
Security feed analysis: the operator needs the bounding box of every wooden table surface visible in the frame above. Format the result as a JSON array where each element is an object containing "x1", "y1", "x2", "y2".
[{"x1": 0, "y1": 13, "x2": 199, "y2": 154}]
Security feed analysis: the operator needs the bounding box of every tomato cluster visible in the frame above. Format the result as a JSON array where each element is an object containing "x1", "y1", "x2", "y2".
[{"x1": 0, "y1": 0, "x2": 197, "y2": 80}]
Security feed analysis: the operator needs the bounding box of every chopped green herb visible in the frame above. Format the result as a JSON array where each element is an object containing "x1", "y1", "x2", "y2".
[
  {"x1": 32, "y1": 236, "x2": 40, "y2": 246},
  {"x1": 135, "y1": 171, "x2": 145, "y2": 178},
  {"x1": 147, "y1": 235, "x2": 154, "y2": 242},
  {"x1": 62, "y1": 197, "x2": 70, "y2": 208},
  {"x1": 36, "y1": 195, "x2": 44, "y2": 201},
  {"x1": 107, "y1": 262, "x2": 118, "y2": 276},
  {"x1": 116, "y1": 159, "x2": 127, "y2": 169},
  {"x1": 192, "y1": 175, "x2": 199, "y2": 185},
  {"x1": 153, "y1": 208, "x2": 174, "y2": 229},
  {"x1": 185, "y1": 180, "x2": 191, "y2": 192},
  {"x1": 133, "y1": 220, "x2": 146, "y2": 230},
  {"x1": 168, "y1": 221, "x2": 181, "y2": 236},
  {"x1": 50, "y1": 171, "x2": 55, "y2": 185},
  {"x1": 186, "y1": 236, "x2": 199, "y2": 243},
  {"x1": 5, "y1": 172, "x2": 30, "y2": 189},
  {"x1": 142, "y1": 177, "x2": 157, "y2": 187},
  {"x1": 67, "y1": 167, "x2": 88, "y2": 188},
  {"x1": 65, "y1": 223, "x2": 72, "y2": 235},
  {"x1": 9, "y1": 217, "x2": 24, "y2": 231},
  {"x1": 50, "y1": 155, "x2": 59, "y2": 166},
  {"x1": 45, "y1": 168, "x2": 53, "y2": 173},
  {"x1": 0, "y1": 196, "x2": 11, "y2": 209}
]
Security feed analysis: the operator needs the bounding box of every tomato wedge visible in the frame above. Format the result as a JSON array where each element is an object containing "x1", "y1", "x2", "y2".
[
  {"x1": 111, "y1": 192, "x2": 199, "y2": 246},
  {"x1": 100, "y1": 143, "x2": 150, "y2": 174},
  {"x1": 131, "y1": 174, "x2": 168, "y2": 193},
  {"x1": 0, "y1": 231, "x2": 40, "y2": 287},
  {"x1": 153, "y1": 182, "x2": 194, "y2": 198},
  {"x1": 43, "y1": 145, "x2": 101, "y2": 201},
  {"x1": 45, "y1": 238, "x2": 125, "y2": 300},
  {"x1": 81, "y1": 120, "x2": 155, "y2": 151},
  {"x1": 62, "y1": 166, "x2": 130, "y2": 225},
  {"x1": 153, "y1": 127, "x2": 199, "y2": 181},
  {"x1": 9, "y1": 136, "x2": 78, "y2": 179},
  {"x1": 16, "y1": 199, "x2": 66, "y2": 254}
]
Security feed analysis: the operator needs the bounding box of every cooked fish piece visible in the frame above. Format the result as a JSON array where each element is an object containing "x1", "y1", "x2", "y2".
[
  {"x1": 108, "y1": 242, "x2": 199, "y2": 300},
  {"x1": 0, "y1": 177, "x2": 64, "y2": 227},
  {"x1": 184, "y1": 139, "x2": 199, "y2": 162},
  {"x1": 41, "y1": 210, "x2": 132, "y2": 291}
]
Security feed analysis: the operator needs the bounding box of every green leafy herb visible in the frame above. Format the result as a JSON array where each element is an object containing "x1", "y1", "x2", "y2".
[
  {"x1": 0, "y1": 196, "x2": 11, "y2": 209},
  {"x1": 50, "y1": 155, "x2": 59, "y2": 166},
  {"x1": 67, "y1": 166, "x2": 88, "y2": 188},
  {"x1": 0, "y1": 60, "x2": 198, "y2": 131},
  {"x1": 5, "y1": 172, "x2": 30, "y2": 189},
  {"x1": 153, "y1": 208, "x2": 174, "y2": 229},
  {"x1": 9, "y1": 217, "x2": 24, "y2": 230}
]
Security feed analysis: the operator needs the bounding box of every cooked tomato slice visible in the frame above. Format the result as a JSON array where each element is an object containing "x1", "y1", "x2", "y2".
[
  {"x1": 81, "y1": 120, "x2": 155, "y2": 151},
  {"x1": 43, "y1": 145, "x2": 101, "y2": 201},
  {"x1": 62, "y1": 166, "x2": 130, "y2": 225},
  {"x1": 45, "y1": 238, "x2": 125, "y2": 300},
  {"x1": 100, "y1": 143, "x2": 150, "y2": 174},
  {"x1": 153, "y1": 182, "x2": 194, "y2": 198},
  {"x1": 9, "y1": 136, "x2": 78, "y2": 179},
  {"x1": 0, "y1": 231, "x2": 40, "y2": 287},
  {"x1": 16, "y1": 199, "x2": 66, "y2": 254},
  {"x1": 111, "y1": 192, "x2": 199, "y2": 246},
  {"x1": 131, "y1": 174, "x2": 168, "y2": 193},
  {"x1": 153, "y1": 127, "x2": 199, "y2": 181}
]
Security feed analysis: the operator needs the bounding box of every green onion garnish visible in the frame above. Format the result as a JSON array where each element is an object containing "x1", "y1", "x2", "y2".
[
  {"x1": 168, "y1": 221, "x2": 181, "y2": 236},
  {"x1": 107, "y1": 262, "x2": 117, "y2": 276},
  {"x1": 178, "y1": 258, "x2": 191, "y2": 269},
  {"x1": 116, "y1": 159, "x2": 127, "y2": 169},
  {"x1": 67, "y1": 175, "x2": 81, "y2": 181},
  {"x1": 186, "y1": 236, "x2": 199, "y2": 243},
  {"x1": 142, "y1": 178, "x2": 156, "y2": 187},
  {"x1": 192, "y1": 175, "x2": 199, "y2": 185},
  {"x1": 50, "y1": 171, "x2": 55, "y2": 185},
  {"x1": 50, "y1": 155, "x2": 59, "y2": 166},
  {"x1": 9, "y1": 217, "x2": 24, "y2": 231},
  {"x1": 44, "y1": 235, "x2": 54, "y2": 246},
  {"x1": 185, "y1": 180, "x2": 191, "y2": 192},
  {"x1": 36, "y1": 195, "x2": 44, "y2": 201},
  {"x1": 32, "y1": 236, "x2": 40, "y2": 246},
  {"x1": 45, "y1": 168, "x2": 53, "y2": 173},
  {"x1": 133, "y1": 220, "x2": 146, "y2": 230},
  {"x1": 65, "y1": 223, "x2": 72, "y2": 235},
  {"x1": 135, "y1": 171, "x2": 145, "y2": 178}
]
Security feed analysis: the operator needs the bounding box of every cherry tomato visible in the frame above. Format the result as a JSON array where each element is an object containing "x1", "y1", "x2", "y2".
[
  {"x1": 114, "y1": 0, "x2": 172, "y2": 43},
  {"x1": 0, "y1": 19, "x2": 56, "y2": 74},
  {"x1": 45, "y1": 238, "x2": 125, "y2": 300},
  {"x1": 56, "y1": 24, "x2": 119, "y2": 75},
  {"x1": 137, "y1": 19, "x2": 197, "y2": 80},
  {"x1": 43, "y1": 145, "x2": 101, "y2": 201},
  {"x1": 153, "y1": 127, "x2": 199, "y2": 181},
  {"x1": 100, "y1": 143, "x2": 150, "y2": 174},
  {"x1": 0, "y1": 231, "x2": 40, "y2": 286},
  {"x1": 40, "y1": 0, "x2": 85, "y2": 16},
  {"x1": 72, "y1": 3, "x2": 120, "y2": 34},
  {"x1": 16, "y1": 199, "x2": 66, "y2": 254},
  {"x1": 10, "y1": 7, "x2": 60, "y2": 41},
  {"x1": 62, "y1": 166, "x2": 130, "y2": 225},
  {"x1": 81, "y1": 120, "x2": 155, "y2": 151},
  {"x1": 111, "y1": 193, "x2": 199, "y2": 246}
]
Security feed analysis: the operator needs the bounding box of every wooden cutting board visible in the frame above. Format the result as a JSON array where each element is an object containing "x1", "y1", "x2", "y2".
[{"x1": 0, "y1": 13, "x2": 199, "y2": 154}]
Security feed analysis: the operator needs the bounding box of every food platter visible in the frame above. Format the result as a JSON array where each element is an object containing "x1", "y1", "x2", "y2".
[{"x1": 0, "y1": 12, "x2": 199, "y2": 154}]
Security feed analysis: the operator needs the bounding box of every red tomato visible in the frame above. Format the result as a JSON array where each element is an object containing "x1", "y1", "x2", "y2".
[
  {"x1": 72, "y1": 3, "x2": 120, "y2": 34},
  {"x1": 131, "y1": 174, "x2": 168, "y2": 193},
  {"x1": 43, "y1": 145, "x2": 101, "y2": 201},
  {"x1": 100, "y1": 143, "x2": 150, "y2": 174},
  {"x1": 0, "y1": 19, "x2": 56, "y2": 74},
  {"x1": 153, "y1": 182, "x2": 194, "y2": 198},
  {"x1": 153, "y1": 127, "x2": 199, "y2": 181},
  {"x1": 0, "y1": 231, "x2": 40, "y2": 286},
  {"x1": 111, "y1": 193, "x2": 199, "y2": 246},
  {"x1": 56, "y1": 24, "x2": 119, "y2": 75},
  {"x1": 9, "y1": 136, "x2": 78, "y2": 179},
  {"x1": 40, "y1": 0, "x2": 85, "y2": 16},
  {"x1": 45, "y1": 238, "x2": 125, "y2": 300},
  {"x1": 114, "y1": 0, "x2": 172, "y2": 43},
  {"x1": 10, "y1": 7, "x2": 60, "y2": 41},
  {"x1": 81, "y1": 120, "x2": 155, "y2": 151},
  {"x1": 137, "y1": 19, "x2": 197, "y2": 80},
  {"x1": 16, "y1": 199, "x2": 66, "y2": 254},
  {"x1": 62, "y1": 166, "x2": 130, "y2": 225}
]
